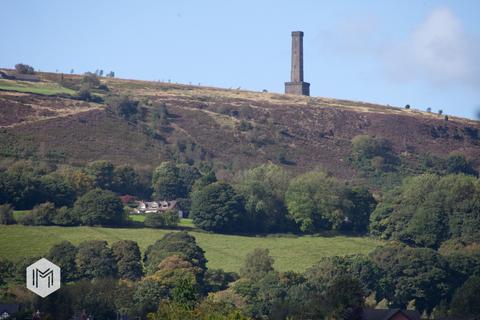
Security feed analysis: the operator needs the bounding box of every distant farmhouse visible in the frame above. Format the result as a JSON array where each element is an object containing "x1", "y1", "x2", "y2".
[{"x1": 133, "y1": 200, "x2": 183, "y2": 218}]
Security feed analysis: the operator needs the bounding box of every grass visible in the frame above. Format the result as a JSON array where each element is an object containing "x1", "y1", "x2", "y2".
[
  {"x1": 0, "y1": 80, "x2": 75, "y2": 96},
  {"x1": 0, "y1": 225, "x2": 382, "y2": 272},
  {"x1": 129, "y1": 214, "x2": 145, "y2": 222},
  {"x1": 128, "y1": 216, "x2": 194, "y2": 229},
  {"x1": 13, "y1": 210, "x2": 31, "y2": 220}
]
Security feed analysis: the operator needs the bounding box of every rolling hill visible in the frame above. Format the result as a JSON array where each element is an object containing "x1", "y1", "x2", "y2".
[{"x1": 0, "y1": 70, "x2": 479, "y2": 181}]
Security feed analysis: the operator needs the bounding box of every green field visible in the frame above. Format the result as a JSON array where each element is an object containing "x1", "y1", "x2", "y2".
[
  {"x1": 0, "y1": 225, "x2": 382, "y2": 272},
  {"x1": 0, "y1": 80, "x2": 75, "y2": 95}
]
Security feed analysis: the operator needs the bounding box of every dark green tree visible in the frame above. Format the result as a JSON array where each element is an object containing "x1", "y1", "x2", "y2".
[
  {"x1": 152, "y1": 162, "x2": 200, "y2": 200},
  {"x1": 76, "y1": 240, "x2": 117, "y2": 279},
  {"x1": 446, "y1": 153, "x2": 477, "y2": 176},
  {"x1": 342, "y1": 186, "x2": 377, "y2": 233},
  {"x1": 370, "y1": 173, "x2": 480, "y2": 248},
  {"x1": 234, "y1": 164, "x2": 290, "y2": 232},
  {"x1": 68, "y1": 279, "x2": 121, "y2": 320},
  {"x1": 305, "y1": 255, "x2": 380, "y2": 296},
  {"x1": 51, "y1": 206, "x2": 79, "y2": 226},
  {"x1": 190, "y1": 182, "x2": 246, "y2": 233},
  {"x1": 133, "y1": 278, "x2": 168, "y2": 316},
  {"x1": 39, "y1": 175, "x2": 76, "y2": 207},
  {"x1": 72, "y1": 188, "x2": 125, "y2": 226},
  {"x1": 143, "y1": 232, "x2": 207, "y2": 277},
  {"x1": 172, "y1": 277, "x2": 198, "y2": 309},
  {"x1": 87, "y1": 160, "x2": 115, "y2": 190},
  {"x1": 370, "y1": 243, "x2": 452, "y2": 313},
  {"x1": 47, "y1": 241, "x2": 78, "y2": 282},
  {"x1": 324, "y1": 276, "x2": 365, "y2": 319},
  {"x1": 112, "y1": 165, "x2": 142, "y2": 195},
  {"x1": 152, "y1": 162, "x2": 183, "y2": 200},
  {"x1": 111, "y1": 240, "x2": 143, "y2": 280},
  {"x1": 449, "y1": 276, "x2": 480, "y2": 318},
  {"x1": 0, "y1": 258, "x2": 14, "y2": 287},
  {"x1": 286, "y1": 170, "x2": 374, "y2": 233}
]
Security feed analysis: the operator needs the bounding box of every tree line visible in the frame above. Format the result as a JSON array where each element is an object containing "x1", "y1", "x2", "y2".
[
  {"x1": 1, "y1": 158, "x2": 480, "y2": 249},
  {"x1": 1, "y1": 233, "x2": 479, "y2": 319}
]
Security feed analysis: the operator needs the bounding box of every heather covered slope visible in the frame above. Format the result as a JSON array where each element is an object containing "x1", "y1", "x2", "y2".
[{"x1": 0, "y1": 71, "x2": 478, "y2": 179}]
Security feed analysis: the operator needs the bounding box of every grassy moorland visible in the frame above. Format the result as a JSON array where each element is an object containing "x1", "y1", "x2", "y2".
[
  {"x1": 0, "y1": 224, "x2": 382, "y2": 272},
  {"x1": 0, "y1": 79, "x2": 75, "y2": 96},
  {"x1": 1, "y1": 72, "x2": 478, "y2": 181}
]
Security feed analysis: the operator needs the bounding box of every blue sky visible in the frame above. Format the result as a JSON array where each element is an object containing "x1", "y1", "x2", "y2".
[{"x1": 1, "y1": 0, "x2": 479, "y2": 119}]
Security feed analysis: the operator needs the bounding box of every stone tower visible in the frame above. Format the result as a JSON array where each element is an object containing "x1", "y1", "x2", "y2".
[{"x1": 285, "y1": 31, "x2": 310, "y2": 96}]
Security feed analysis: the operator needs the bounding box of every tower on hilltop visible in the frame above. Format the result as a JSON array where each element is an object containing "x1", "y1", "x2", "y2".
[{"x1": 285, "y1": 31, "x2": 310, "y2": 96}]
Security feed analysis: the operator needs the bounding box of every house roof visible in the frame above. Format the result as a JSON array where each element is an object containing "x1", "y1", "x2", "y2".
[{"x1": 360, "y1": 309, "x2": 421, "y2": 320}]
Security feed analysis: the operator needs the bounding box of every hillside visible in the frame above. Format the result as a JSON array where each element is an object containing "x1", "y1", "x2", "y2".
[{"x1": 1, "y1": 71, "x2": 479, "y2": 180}]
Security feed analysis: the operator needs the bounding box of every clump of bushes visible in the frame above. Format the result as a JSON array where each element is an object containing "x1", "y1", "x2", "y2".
[
  {"x1": 76, "y1": 72, "x2": 108, "y2": 102},
  {"x1": 144, "y1": 210, "x2": 180, "y2": 228},
  {"x1": 350, "y1": 135, "x2": 399, "y2": 174},
  {"x1": 105, "y1": 95, "x2": 142, "y2": 122},
  {"x1": 15, "y1": 63, "x2": 35, "y2": 74},
  {"x1": 0, "y1": 204, "x2": 14, "y2": 225}
]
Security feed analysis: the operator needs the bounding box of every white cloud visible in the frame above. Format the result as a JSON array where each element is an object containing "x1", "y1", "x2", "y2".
[{"x1": 384, "y1": 7, "x2": 480, "y2": 88}]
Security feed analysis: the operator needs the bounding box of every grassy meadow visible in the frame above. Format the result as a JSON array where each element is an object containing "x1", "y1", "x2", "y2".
[
  {"x1": 0, "y1": 224, "x2": 382, "y2": 272},
  {"x1": 0, "y1": 79, "x2": 75, "y2": 96}
]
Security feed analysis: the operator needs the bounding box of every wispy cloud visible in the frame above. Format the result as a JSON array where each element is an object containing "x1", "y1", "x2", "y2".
[
  {"x1": 383, "y1": 7, "x2": 480, "y2": 88},
  {"x1": 318, "y1": 15, "x2": 381, "y2": 55}
]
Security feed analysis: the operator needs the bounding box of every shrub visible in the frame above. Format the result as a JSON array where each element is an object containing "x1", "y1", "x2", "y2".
[
  {"x1": 144, "y1": 210, "x2": 180, "y2": 228},
  {"x1": 17, "y1": 202, "x2": 56, "y2": 225},
  {"x1": 81, "y1": 72, "x2": 101, "y2": 88},
  {"x1": 105, "y1": 95, "x2": 140, "y2": 122},
  {"x1": 0, "y1": 204, "x2": 15, "y2": 225},
  {"x1": 205, "y1": 269, "x2": 238, "y2": 292},
  {"x1": 350, "y1": 135, "x2": 398, "y2": 173},
  {"x1": 240, "y1": 248, "x2": 274, "y2": 280},
  {"x1": 239, "y1": 120, "x2": 253, "y2": 131},
  {"x1": 77, "y1": 86, "x2": 93, "y2": 101},
  {"x1": 51, "y1": 206, "x2": 79, "y2": 226},
  {"x1": 15, "y1": 63, "x2": 35, "y2": 74}
]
